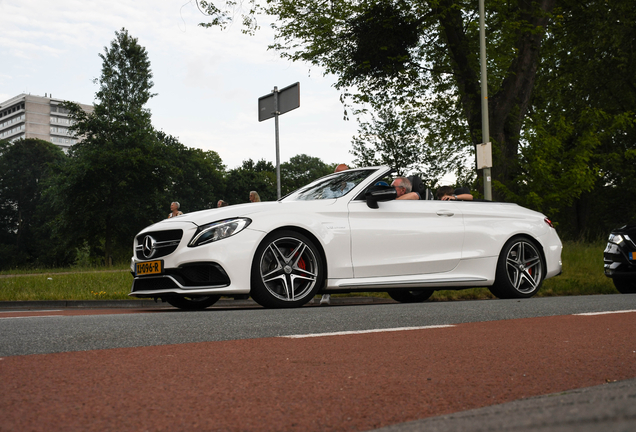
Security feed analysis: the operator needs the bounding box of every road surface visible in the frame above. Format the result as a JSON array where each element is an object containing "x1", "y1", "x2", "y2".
[{"x1": 1, "y1": 295, "x2": 635, "y2": 431}]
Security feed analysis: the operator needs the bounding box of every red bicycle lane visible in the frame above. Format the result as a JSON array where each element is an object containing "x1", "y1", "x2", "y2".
[{"x1": 1, "y1": 312, "x2": 635, "y2": 431}]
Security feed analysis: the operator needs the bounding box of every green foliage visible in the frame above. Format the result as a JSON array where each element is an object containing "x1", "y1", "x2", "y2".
[
  {"x1": 198, "y1": 0, "x2": 559, "y2": 199},
  {"x1": 197, "y1": 0, "x2": 263, "y2": 35},
  {"x1": 59, "y1": 28, "x2": 162, "y2": 265},
  {"x1": 351, "y1": 104, "x2": 472, "y2": 185},
  {"x1": 0, "y1": 138, "x2": 66, "y2": 269},
  {"x1": 280, "y1": 154, "x2": 334, "y2": 195},
  {"x1": 0, "y1": 268, "x2": 132, "y2": 301},
  {"x1": 519, "y1": 0, "x2": 636, "y2": 238},
  {"x1": 223, "y1": 159, "x2": 277, "y2": 204},
  {"x1": 156, "y1": 131, "x2": 226, "y2": 213},
  {"x1": 346, "y1": 1, "x2": 421, "y2": 80},
  {"x1": 539, "y1": 241, "x2": 616, "y2": 296},
  {"x1": 74, "y1": 241, "x2": 97, "y2": 268}
]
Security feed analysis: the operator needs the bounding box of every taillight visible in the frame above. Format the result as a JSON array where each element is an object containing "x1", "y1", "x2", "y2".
[{"x1": 544, "y1": 218, "x2": 554, "y2": 228}]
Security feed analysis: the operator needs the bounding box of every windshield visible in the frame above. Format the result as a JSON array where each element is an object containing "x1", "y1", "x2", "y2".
[{"x1": 284, "y1": 169, "x2": 376, "y2": 201}]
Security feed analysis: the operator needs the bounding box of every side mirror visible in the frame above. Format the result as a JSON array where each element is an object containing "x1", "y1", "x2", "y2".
[{"x1": 365, "y1": 186, "x2": 397, "y2": 209}]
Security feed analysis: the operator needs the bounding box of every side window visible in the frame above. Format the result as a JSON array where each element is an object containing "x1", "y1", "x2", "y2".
[{"x1": 354, "y1": 174, "x2": 394, "y2": 200}]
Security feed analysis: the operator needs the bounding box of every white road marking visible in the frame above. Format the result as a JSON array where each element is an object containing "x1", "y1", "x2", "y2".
[
  {"x1": 0, "y1": 310, "x2": 63, "y2": 314},
  {"x1": 281, "y1": 325, "x2": 455, "y2": 339},
  {"x1": 0, "y1": 315, "x2": 65, "y2": 320},
  {"x1": 574, "y1": 310, "x2": 636, "y2": 316}
]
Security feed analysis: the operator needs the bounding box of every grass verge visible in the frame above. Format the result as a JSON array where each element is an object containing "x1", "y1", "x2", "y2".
[
  {"x1": 0, "y1": 242, "x2": 617, "y2": 302},
  {"x1": 0, "y1": 266, "x2": 133, "y2": 301}
]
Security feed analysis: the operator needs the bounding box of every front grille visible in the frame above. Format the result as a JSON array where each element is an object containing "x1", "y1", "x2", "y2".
[{"x1": 135, "y1": 229, "x2": 183, "y2": 259}]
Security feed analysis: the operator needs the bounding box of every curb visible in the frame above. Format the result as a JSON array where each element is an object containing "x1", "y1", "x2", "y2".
[{"x1": 0, "y1": 296, "x2": 395, "y2": 310}]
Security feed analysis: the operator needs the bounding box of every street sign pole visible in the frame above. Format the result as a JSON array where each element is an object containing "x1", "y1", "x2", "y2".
[
  {"x1": 258, "y1": 82, "x2": 300, "y2": 200},
  {"x1": 479, "y1": 0, "x2": 493, "y2": 201},
  {"x1": 273, "y1": 87, "x2": 281, "y2": 199}
]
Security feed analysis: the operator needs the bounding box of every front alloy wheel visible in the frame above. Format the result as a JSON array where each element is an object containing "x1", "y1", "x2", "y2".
[
  {"x1": 489, "y1": 237, "x2": 544, "y2": 299},
  {"x1": 251, "y1": 230, "x2": 324, "y2": 308}
]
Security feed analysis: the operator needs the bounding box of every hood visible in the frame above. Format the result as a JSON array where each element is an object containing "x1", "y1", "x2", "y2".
[
  {"x1": 154, "y1": 200, "x2": 336, "y2": 228},
  {"x1": 158, "y1": 202, "x2": 282, "y2": 227},
  {"x1": 612, "y1": 222, "x2": 636, "y2": 236}
]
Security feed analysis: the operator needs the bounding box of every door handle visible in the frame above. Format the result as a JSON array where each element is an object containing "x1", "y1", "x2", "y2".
[{"x1": 437, "y1": 210, "x2": 454, "y2": 217}]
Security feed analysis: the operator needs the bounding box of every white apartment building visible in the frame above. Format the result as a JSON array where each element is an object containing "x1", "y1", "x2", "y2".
[{"x1": 0, "y1": 93, "x2": 93, "y2": 152}]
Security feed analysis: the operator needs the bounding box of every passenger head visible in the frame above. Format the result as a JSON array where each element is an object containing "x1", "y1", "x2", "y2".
[
  {"x1": 334, "y1": 163, "x2": 349, "y2": 173},
  {"x1": 391, "y1": 177, "x2": 412, "y2": 197},
  {"x1": 436, "y1": 186, "x2": 454, "y2": 200},
  {"x1": 249, "y1": 191, "x2": 261, "y2": 202}
]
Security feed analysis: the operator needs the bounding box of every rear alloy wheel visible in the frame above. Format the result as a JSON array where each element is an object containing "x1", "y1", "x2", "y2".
[
  {"x1": 388, "y1": 289, "x2": 434, "y2": 303},
  {"x1": 166, "y1": 295, "x2": 221, "y2": 311},
  {"x1": 251, "y1": 230, "x2": 324, "y2": 308},
  {"x1": 489, "y1": 237, "x2": 545, "y2": 299}
]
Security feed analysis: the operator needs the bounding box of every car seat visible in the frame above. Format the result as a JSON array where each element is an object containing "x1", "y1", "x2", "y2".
[{"x1": 408, "y1": 175, "x2": 434, "y2": 200}]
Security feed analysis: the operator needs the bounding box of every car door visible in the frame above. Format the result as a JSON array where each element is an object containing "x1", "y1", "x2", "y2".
[{"x1": 347, "y1": 199, "x2": 465, "y2": 278}]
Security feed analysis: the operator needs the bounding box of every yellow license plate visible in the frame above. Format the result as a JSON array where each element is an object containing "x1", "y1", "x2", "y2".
[{"x1": 136, "y1": 260, "x2": 163, "y2": 276}]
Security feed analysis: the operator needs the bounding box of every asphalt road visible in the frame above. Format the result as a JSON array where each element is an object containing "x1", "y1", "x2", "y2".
[
  {"x1": 1, "y1": 294, "x2": 635, "y2": 431},
  {"x1": 1, "y1": 295, "x2": 635, "y2": 357}
]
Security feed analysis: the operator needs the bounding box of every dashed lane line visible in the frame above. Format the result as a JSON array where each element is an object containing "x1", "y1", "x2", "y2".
[
  {"x1": 574, "y1": 309, "x2": 636, "y2": 316},
  {"x1": 280, "y1": 325, "x2": 455, "y2": 339}
]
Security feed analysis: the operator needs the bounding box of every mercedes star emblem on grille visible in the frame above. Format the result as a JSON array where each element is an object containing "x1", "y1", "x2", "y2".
[{"x1": 142, "y1": 235, "x2": 157, "y2": 259}]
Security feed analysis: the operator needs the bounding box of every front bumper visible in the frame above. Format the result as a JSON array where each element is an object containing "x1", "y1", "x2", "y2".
[
  {"x1": 130, "y1": 225, "x2": 265, "y2": 298},
  {"x1": 604, "y1": 236, "x2": 636, "y2": 279}
]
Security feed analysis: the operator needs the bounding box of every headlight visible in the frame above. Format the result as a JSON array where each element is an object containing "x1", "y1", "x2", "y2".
[
  {"x1": 188, "y1": 218, "x2": 251, "y2": 247},
  {"x1": 609, "y1": 234, "x2": 624, "y2": 245}
]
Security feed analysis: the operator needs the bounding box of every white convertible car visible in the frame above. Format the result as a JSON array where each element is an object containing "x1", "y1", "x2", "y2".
[{"x1": 130, "y1": 166, "x2": 562, "y2": 310}]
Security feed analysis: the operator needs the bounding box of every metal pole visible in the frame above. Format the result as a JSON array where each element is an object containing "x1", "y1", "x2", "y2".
[
  {"x1": 273, "y1": 87, "x2": 281, "y2": 199},
  {"x1": 479, "y1": 0, "x2": 492, "y2": 201}
]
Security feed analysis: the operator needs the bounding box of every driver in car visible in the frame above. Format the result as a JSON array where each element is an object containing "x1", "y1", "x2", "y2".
[{"x1": 391, "y1": 177, "x2": 421, "y2": 200}]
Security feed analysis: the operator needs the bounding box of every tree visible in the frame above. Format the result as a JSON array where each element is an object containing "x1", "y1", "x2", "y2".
[
  {"x1": 351, "y1": 105, "x2": 472, "y2": 186},
  {"x1": 516, "y1": 0, "x2": 636, "y2": 238},
  {"x1": 0, "y1": 139, "x2": 65, "y2": 268},
  {"x1": 197, "y1": 0, "x2": 556, "y2": 197},
  {"x1": 224, "y1": 159, "x2": 277, "y2": 204},
  {"x1": 280, "y1": 154, "x2": 334, "y2": 195},
  {"x1": 157, "y1": 131, "x2": 226, "y2": 213},
  {"x1": 61, "y1": 28, "x2": 162, "y2": 265}
]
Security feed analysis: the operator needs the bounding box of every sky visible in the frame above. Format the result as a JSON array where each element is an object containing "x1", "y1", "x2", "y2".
[{"x1": 0, "y1": 0, "x2": 360, "y2": 170}]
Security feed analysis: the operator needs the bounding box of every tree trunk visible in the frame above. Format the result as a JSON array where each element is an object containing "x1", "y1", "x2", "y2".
[
  {"x1": 105, "y1": 220, "x2": 112, "y2": 267},
  {"x1": 437, "y1": 0, "x2": 556, "y2": 199},
  {"x1": 489, "y1": 0, "x2": 555, "y2": 197}
]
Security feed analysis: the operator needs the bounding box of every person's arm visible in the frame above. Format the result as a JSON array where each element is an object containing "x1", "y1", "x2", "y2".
[
  {"x1": 441, "y1": 192, "x2": 473, "y2": 201},
  {"x1": 397, "y1": 192, "x2": 420, "y2": 200},
  {"x1": 454, "y1": 187, "x2": 473, "y2": 201}
]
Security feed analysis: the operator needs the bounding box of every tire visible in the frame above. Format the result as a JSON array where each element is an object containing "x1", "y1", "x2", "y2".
[
  {"x1": 166, "y1": 295, "x2": 221, "y2": 310},
  {"x1": 251, "y1": 230, "x2": 325, "y2": 308},
  {"x1": 388, "y1": 289, "x2": 434, "y2": 303},
  {"x1": 613, "y1": 278, "x2": 636, "y2": 294},
  {"x1": 489, "y1": 237, "x2": 545, "y2": 299}
]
